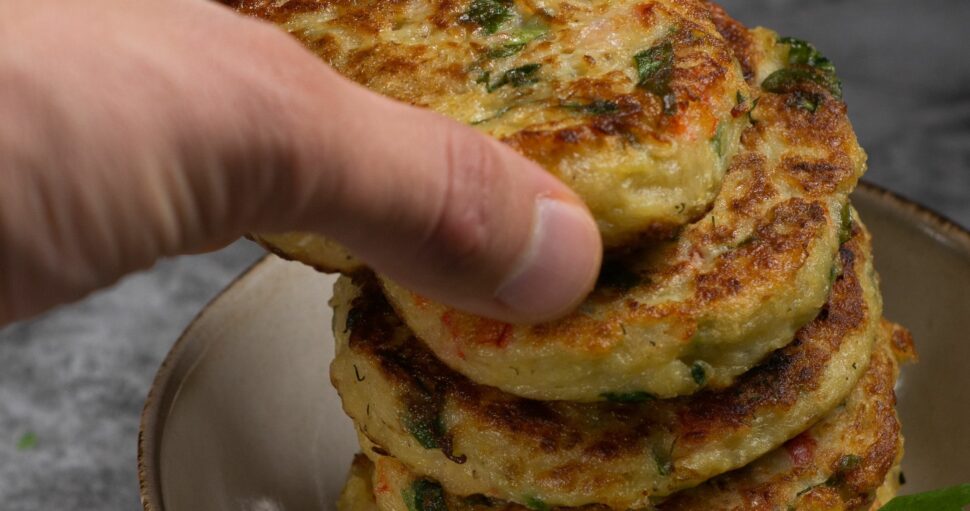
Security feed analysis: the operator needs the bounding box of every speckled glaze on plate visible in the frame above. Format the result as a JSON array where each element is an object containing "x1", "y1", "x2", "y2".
[{"x1": 138, "y1": 182, "x2": 970, "y2": 511}]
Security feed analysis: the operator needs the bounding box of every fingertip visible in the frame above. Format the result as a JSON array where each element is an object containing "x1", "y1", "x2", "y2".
[{"x1": 493, "y1": 196, "x2": 602, "y2": 324}]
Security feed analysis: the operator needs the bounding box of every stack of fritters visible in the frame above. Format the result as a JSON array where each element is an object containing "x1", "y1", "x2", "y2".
[{"x1": 230, "y1": 0, "x2": 916, "y2": 509}]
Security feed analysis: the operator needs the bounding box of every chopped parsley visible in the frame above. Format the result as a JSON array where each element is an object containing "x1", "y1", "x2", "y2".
[
  {"x1": 404, "y1": 411, "x2": 444, "y2": 450},
  {"x1": 690, "y1": 362, "x2": 708, "y2": 386},
  {"x1": 602, "y1": 391, "x2": 655, "y2": 403},
  {"x1": 480, "y1": 63, "x2": 542, "y2": 92},
  {"x1": 780, "y1": 37, "x2": 836, "y2": 74},
  {"x1": 824, "y1": 453, "x2": 863, "y2": 487},
  {"x1": 838, "y1": 204, "x2": 853, "y2": 245},
  {"x1": 711, "y1": 122, "x2": 727, "y2": 157},
  {"x1": 525, "y1": 496, "x2": 550, "y2": 511},
  {"x1": 634, "y1": 41, "x2": 676, "y2": 115},
  {"x1": 403, "y1": 479, "x2": 448, "y2": 511},
  {"x1": 562, "y1": 99, "x2": 620, "y2": 116},
  {"x1": 653, "y1": 442, "x2": 675, "y2": 476},
  {"x1": 16, "y1": 431, "x2": 37, "y2": 451},
  {"x1": 762, "y1": 36, "x2": 842, "y2": 99},
  {"x1": 486, "y1": 21, "x2": 548, "y2": 58},
  {"x1": 459, "y1": 0, "x2": 513, "y2": 34}
]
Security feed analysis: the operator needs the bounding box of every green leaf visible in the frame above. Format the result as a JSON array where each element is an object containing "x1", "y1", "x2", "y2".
[
  {"x1": 779, "y1": 37, "x2": 836, "y2": 74},
  {"x1": 634, "y1": 41, "x2": 676, "y2": 114},
  {"x1": 764, "y1": 36, "x2": 842, "y2": 100},
  {"x1": 486, "y1": 21, "x2": 547, "y2": 58},
  {"x1": 459, "y1": 0, "x2": 513, "y2": 34},
  {"x1": 838, "y1": 203, "x2": 853, "y2": 245},
  {"x1": 16, "y1": 431, "x2": 37, "y2": 451},
  {"x1": 524, "y1": 496, "x2": 550, "y2": 511},
  {"x1": 562, "y1": 99, "x2": 620, "y2": 116},
  {"x1": 762, "y1": 67, "x2": 843, "y2": 99},
  {"x1": 403, "y1": 479, "x2": 449, "y2": 511},
  {"x1": 484, "y1": 63, "x2": 542, "y2": 92},
  {"x1": 690, "y1": 362, "x2": 708, "y2": 386},
  {"x1": 653, "y1": 444, "x2": 674, "y2": 476},
  {"x1": 880, "y1": 484, "x2": 970, "y2": 511},
  {"x1": 403, "y1": 411, "x2": 443, "y2": 449},
  {"x1": 711, "y1": 122, "x2": 727, "y2": 157}
]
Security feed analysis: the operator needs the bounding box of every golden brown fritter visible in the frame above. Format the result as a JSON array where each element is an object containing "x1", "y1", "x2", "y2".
[
  {"x1": 337, "y1": 322, "x2": 909, "y2": 511},
  {"x1": 330, "y1": 217, "x2": 880, "y2": 509},
  {"x1": 379, "y1": 22, "x2": 866, "y2": 401},
  {"x1": 338, "y1": 454, "x2": 381, "y2": 511},
  {"x1": 232, "y1": 0, "x2": 752, "y2": 248}
]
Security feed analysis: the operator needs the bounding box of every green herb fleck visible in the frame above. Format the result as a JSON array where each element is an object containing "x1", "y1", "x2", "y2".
[
  {"x1": 711, "y1": 122, "x2": 727, "y2": 157},
  {"x1": 486, "y1": 21, "x2": 547, "y2": 58},
  {"x1": 736, "y1": 91, "x2": 746, "y2": 107},
  {"x1": 762, "y1": 37, "x2": 842, "y2": 99},
  {"x1": 525, "y1": 496, "x2": 550, "y2": 511},
  {"x1": 483, "y1": 63, "x2": 541, "y2": 92},
  {"x1": 602, "y1": 391, "x2": 655, "y2": 403},
  {"x1": 404, "y1": 412, "x2": 443, "y2": 450},
  {"x1": 880, "y1": 483, "x2": 970, "y2": 511},
  {"x1": 762, "y1": 68, "x2": 842, "y2": 99},
  {"x1": 792, "y1": 91, "x2": 822, "y2": 113},
  {"x1": 828, "y1": 262, "x2": 843, "y2": 285},
  {"x1": 459, "y1": 0, "x2": 513, "y2": 34},
  {"x1": 403, "y1": 479, "x2": 448, "y2": 511},
  {"x1": 634, "y1": 41, "x2": 676, "y2": 114},
  {"x1": 780, "y1": 37, "x2": 836, "y2": 74},
  {"x1": 653, "y1": 443, "x2": 675, "y2": 476},
  {"x1": 503, "y1": 63, "x2": 541, "y2": 86},
  {"x1": 471, "y1": 106, "x2": 512, "y2": 125},
  {"x1": 690, "y1": 362, "x2": 708, "y2": 386},
  {"x1": 16, "y1": 432, "x2": 37, "y2": 451},
  {"x1": 563, "y1": 99, "x2": 620, "y2": 116},
  {"x1": 839, "y1": 204, "x2": 853, "y2": 245},
  {"x1": 824, "y1": 454, "x2": 863, "y2": 487}
]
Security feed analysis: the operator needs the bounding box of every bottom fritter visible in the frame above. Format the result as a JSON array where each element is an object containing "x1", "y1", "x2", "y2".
[{"x1": 337, "y1": 321, "x2": 914, "y2": 511}]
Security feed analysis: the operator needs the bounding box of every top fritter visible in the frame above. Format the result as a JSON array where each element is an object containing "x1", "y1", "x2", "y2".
[{"x1": 235, "y1": 0, "x2": 751, "y2": 247}]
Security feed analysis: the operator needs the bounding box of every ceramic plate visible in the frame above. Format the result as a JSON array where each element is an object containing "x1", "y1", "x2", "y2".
[{"x1": 138, "y1": 183, "x2": 970, "y2": 511}]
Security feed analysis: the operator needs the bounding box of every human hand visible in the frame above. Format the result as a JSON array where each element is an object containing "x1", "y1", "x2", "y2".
[{"x1": 0, "y1": 0, "x2": 601, "y2": 327}]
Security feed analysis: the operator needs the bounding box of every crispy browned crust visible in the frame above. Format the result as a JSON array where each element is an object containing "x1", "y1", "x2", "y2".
[
  {"x1": 230, "y1": 0, "x2": 753, "y2": 247},
  {"x1": 335, "y1": 218, "x2": 879, "y2": 506},
  {"x1": 347, "y1": 321, "x2": 906, "y2": 510},
  {"x1": 703, "y1": 1, "x2": 757, "y2": 82},
  {"x1": 656, "y1": 328, "x2": 904, "y2": 511},
  {"x1": 377, "y1": 18, "x2": 866, "y2": 401}
]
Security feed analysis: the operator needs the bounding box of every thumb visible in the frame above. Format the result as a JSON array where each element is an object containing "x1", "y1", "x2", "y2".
[
  {"x1": 0, "y1": 0, "x2": 601, "y2": 325},
  {"x1": 265, "y1": 70, "x2": 603, "y2": 324}
]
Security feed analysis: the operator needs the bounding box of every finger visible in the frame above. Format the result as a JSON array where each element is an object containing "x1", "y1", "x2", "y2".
[{"x1": 251, "y1": 67, "x2": 604, "y2": 324}]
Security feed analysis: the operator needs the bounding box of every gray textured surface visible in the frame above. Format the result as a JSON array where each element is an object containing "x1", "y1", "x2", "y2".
[{"x1": 1, "y1": 1, "x2": 968, "y2": 510}]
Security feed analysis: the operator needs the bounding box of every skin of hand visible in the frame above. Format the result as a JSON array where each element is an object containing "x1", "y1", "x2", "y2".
[{"x1": 0, "y1": 0, "x2": 602, "y2": 328}]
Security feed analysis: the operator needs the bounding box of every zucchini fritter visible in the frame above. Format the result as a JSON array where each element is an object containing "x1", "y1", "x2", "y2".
[
  {"x1": 330, "y1": 219, "x2": 880, "y2": 509},
  {"x1": 379, "y1": 24, "x2": 866, "y2": 401},
  {"x1": 233, "y1": 0, "x2": 752, "y2": 248},
  {"x1": 338, "y1": 454, "x2": 381, "y2": 511},
  {"x1": 337, "y1": 322, "x2": 909, "y2": 511}
]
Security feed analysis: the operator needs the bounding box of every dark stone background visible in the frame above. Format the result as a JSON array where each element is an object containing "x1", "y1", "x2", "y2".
[{"x1": 1, "y1": 1, "x2": 967, "y2": 509}]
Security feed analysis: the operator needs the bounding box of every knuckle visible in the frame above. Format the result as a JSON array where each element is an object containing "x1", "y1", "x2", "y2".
[{"x1": 428, "y1": 129, "x2": 504, "y2": 269}]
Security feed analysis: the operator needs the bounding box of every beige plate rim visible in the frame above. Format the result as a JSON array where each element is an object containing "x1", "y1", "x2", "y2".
[{"x1": 136, "y1": 181, "x2": 970, "y2": 511}]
